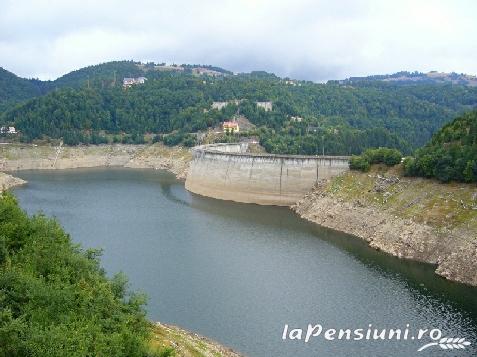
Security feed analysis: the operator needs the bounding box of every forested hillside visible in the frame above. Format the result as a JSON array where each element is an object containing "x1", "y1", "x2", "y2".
[
  {"x1": 1, "y1": 61, "x2": 477, "y2": 155},
  {"x1": 404, "y1": 110, "x2": 477, "y2": 182},
  {"x1": 335, "y1": 70, "x2": 477, "y2": 86},
  {"x1": 0, "y1": 68, "x2": 48, "y2": 112}
]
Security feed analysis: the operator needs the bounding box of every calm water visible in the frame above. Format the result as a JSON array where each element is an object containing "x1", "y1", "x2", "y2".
[{"x1": 12, "y1": 168, "x2": 477, "y2": 357}]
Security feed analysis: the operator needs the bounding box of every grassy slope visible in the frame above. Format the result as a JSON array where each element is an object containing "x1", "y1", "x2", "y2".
[
  {"x1": 328, "y1": 164, "x2": 477, "y2": 235},
  {"x1": 150, "y1": 324, "x2": 242, "y2": 357}
]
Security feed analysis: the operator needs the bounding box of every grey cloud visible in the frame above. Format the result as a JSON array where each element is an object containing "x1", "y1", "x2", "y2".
[{"x1": 0, "y1": 0, "x2": 476, "y2": 81}]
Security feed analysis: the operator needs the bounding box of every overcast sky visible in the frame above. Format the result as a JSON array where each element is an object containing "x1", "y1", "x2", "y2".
[{"x1": 1, "y1": 0, "x2": 476, "y2": 82}]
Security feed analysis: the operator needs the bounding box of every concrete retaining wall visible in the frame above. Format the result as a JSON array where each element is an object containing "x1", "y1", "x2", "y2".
[{"x1": 185, "y1": 143, "x2": 350, "y2": 206}]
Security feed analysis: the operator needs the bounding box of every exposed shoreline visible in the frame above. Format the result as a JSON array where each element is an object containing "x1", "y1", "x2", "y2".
[
  {"x1": 0, "y1": 171, "x2": 27, "y2": 190},
  {"x1": 2, "y1": 143, "x2": 476, "y2": 355},
  {"x1": 2, "y1": 144, "x2": 476, "y2": 287},
  {"x1": 151, "y1": 322, "x2": 244, "y2": 357},
  {"x1": 1, "y1": 143, "x2": 246, "y2": 356},
  {"x1": 292, "y1": 171, "x2": 477, "y2": 287},
  {"x1": 0, "y1": 143, "x2": 191, "y2": 181}
]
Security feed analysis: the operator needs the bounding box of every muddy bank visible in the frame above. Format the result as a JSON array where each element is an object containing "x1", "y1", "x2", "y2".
[
  {"x1": 0, "y1": 143, "x2": 191, "y2": 180},
  {"x1": 293, "y1": 169, "x2": 477, "y2": 287}
]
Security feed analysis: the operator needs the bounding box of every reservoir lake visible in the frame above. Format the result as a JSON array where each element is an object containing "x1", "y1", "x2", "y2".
[{"x1": 13, "y1": 168, "x2": 477, "y2": 357}]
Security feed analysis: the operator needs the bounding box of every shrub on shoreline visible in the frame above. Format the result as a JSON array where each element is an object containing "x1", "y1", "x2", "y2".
[
  {"x1": 0, "y1": 192, "x2": 168, "y2": 357},
  {"x1": 349, "y1": 147, "x2": 403, "y2": 172}
]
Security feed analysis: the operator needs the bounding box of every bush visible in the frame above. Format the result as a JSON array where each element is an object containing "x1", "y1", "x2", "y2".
[
  {"x1": 349, "y1": 147, "x2": 403, "y2": 172},
  {"x1": 163, "y1": 132, "x2": 184, "y2": 146},
  {"x1": 463, "y1": 160, "x2": 477, "y2": 182},
  {"x1": 0, "y1": 193, "x2": 156, "y2": 357},
  {"x1": 62, "y1": 131, "x2": 81, "y2": 145},
  {"x1": 162, "y1": 132, "x2": 196, "y2": 147},
  {"x1": 131, "y1": 132, "x2": 146, "y2": 144},
  {"x1": 153, "y1": 134, "x2": 163, "y2": 143},
  {"x1": 383, "y1": 149, "x2": 402, "y2": 166},
  {"x1": 90, "y1": 131, "x2": 108, "y2": 145},
  {"x1": 112, "y1": 135, "x2": 122, "y2": 143},
  {"x1": 349, "y1": 155, "x2": 370, "y2": 171},
  {"x1": 364, "y1": 147, "x2": 402, "y2": 166},
  {"x1": 182, "y1": 134, "x2": 197, "y2": 147}
]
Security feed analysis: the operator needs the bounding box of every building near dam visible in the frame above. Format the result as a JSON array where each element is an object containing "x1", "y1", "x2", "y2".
[{"x1": 185, "y1": 143, "x2": 350, "y2": 206}]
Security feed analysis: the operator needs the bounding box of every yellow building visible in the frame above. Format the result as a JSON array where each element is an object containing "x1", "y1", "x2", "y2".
[{"x1": 223, "y1": 121, "x2": 239, "y2": 134}]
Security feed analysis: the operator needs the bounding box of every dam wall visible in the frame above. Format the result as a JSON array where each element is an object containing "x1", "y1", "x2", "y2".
[{"x1": 185, "y1": 143, "x2": 350, "y2": 206}]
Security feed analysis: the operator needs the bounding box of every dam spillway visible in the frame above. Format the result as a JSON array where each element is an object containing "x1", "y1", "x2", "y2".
[{"x1": 185, "y1": 143, "x2": 350, "y2": 206}]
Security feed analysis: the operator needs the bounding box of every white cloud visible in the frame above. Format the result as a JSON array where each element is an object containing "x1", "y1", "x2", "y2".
[{"x1": 0, "y1": 0, "x2": 476, "y2": 81}]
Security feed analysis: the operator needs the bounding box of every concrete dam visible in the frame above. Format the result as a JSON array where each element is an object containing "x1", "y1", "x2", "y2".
[{"x1": 185, "y1": 143, "x2": 350, "y2": 206}]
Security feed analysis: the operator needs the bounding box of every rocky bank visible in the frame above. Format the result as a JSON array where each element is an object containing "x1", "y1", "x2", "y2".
[
  {"x1": 293, "y1": 166, "x2": 477, "y2": 286},
  {"x1": 0, "y1": 143, "x2": 191, "y2": 181},
  {"x1": 0, "y1": 171, "x2": 27, "y2": 190}
]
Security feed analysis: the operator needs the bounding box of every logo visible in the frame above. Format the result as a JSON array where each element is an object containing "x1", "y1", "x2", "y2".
[
  {"x1": 281, "y1": 323, "x2": 472, "y2": 353},
  {"x1": 418, "y1": 337, "x2": 471, "y2": 352}
]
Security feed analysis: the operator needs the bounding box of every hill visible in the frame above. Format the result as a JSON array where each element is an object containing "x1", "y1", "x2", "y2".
[
  {"x1": 404, "y1": 110, "x2": 477, "y2": 182},
  {"x1": 0, "y1": 61, "x2": 233, "y2": 108},
  {"x1": 51, "y1": 61, "x2": 144, "y2": 89},
  {"x1": 335, "y1": 71, "x2": 477, "y2": 87},
  {"x1": 0, "y1": 68, "x2": 49, "y2": 112},
  {"x1": 1, "y1": 61, "x2": 477, "y2": 155}
]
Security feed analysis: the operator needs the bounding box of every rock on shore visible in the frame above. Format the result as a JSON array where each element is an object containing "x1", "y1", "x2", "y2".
[{"x1": 0, "y1": 172, "x2": 26, "y2": 190}]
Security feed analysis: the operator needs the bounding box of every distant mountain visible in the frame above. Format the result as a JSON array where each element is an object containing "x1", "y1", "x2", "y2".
[{"x1": 334, "y1": 71, "x2": 477, "y2": 87}]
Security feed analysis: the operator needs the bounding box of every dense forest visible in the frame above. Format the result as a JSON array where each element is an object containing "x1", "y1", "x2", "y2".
[
  {"x1": 404, "y1": 110, "x2": 477, "y2": 182},
  {"x1": 1, "y1": 61, "x2": 477, "y2": 155},
  {"x1": 0, "y1": 192, "x2": 171, "y2": 356}
]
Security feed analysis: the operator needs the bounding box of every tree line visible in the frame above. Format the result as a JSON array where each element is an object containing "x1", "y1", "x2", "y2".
[
  {"x1": 403, "y1": 110, "x2": 477, "y2": 183},
  {"x1": 347, "y1": 110, "x2": 477, "y2": 183},
  {"x1": 1, "y1": 61, "x2": 477, "y2": 155}
]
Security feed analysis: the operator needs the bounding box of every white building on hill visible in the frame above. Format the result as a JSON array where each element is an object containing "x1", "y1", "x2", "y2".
[
  {"x1": 0, "y1": 126, "x2": 17, "y2": 134},
  {"x1": 256, "y1": 101, "x2": 273, "y2": 111},
  {"x1": 123, "y1": 77, "x2": 147, "y2": 88}
]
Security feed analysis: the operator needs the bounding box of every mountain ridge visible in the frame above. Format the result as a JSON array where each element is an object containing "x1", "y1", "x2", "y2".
[{"x1": 334, "y1": 70, "x2": 477, "y2": 87}]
